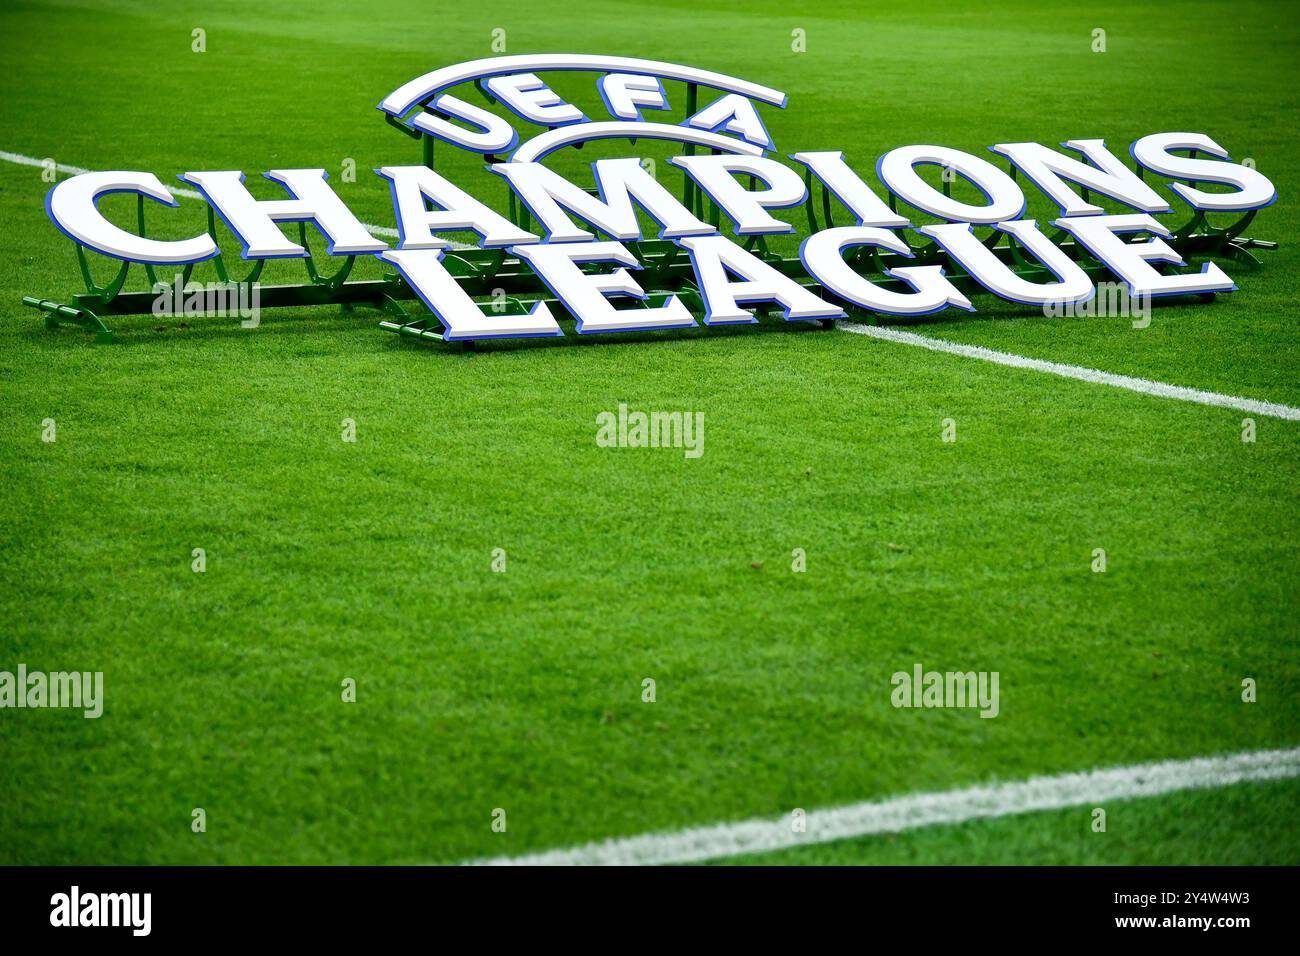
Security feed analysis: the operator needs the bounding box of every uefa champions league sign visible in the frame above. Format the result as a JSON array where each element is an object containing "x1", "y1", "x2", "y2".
[{"x1": 30, "y1": 54, "x2": 1277, "y2": 343}]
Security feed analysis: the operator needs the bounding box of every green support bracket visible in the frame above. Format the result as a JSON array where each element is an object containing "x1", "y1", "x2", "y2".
[{"x1": 23, "y1": 296, "x2": 113, "y2": 343}]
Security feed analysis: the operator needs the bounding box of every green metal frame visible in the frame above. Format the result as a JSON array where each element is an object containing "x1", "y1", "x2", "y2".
[{"x1": 23, "y1": 81, "x2": 1277, "y2": 345}]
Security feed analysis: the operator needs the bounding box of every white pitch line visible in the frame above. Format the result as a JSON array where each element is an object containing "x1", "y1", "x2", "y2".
[
  {"x1": 841, "y1": 321, "x2": 1300, "y2": 421},
  {"x1": 468, "y1": 746, "x2": 1300, "y2": 865}
]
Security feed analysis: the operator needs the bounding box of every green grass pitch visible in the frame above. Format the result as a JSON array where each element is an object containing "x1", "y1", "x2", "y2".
[{"x1": 0, "y1": 0, "x2": 1296, "y2": 864}]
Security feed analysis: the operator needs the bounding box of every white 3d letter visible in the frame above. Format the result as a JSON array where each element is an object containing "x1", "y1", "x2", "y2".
[
  {"x1": 917, "y1": 220, "x2": 1094, "y2": 306},
  {"x1": 181, "y1": 169, "x2": 386, "y2": 259},
  {"x1": 411, "y1": 94, "x2": 517, "y2": 154},
  {"x1": 678, "y1": 234, "x2": 842, "y2": 324},
  {"x1": 670, "y1": 155, "x2": 805, "y2": 235},
  {"x1": 512, "y1": 240, "x2": 695, "y2": 333},
  {"x1": 1130, "y1": 133, "x2": 1276, "y2": 211},
  {"x1": 800, "y1": 227, "x2": 972, "y2": 316},
  {"x1": 485, "y1": 73, "x2": 584, "y2": 126},
  {"x1": 686, "y1": 93, "x2": 772, "y2": 149},
  {"x1": 789, "y1": 152, "x2": 910, "y2": 227},
  {"x1": 379, "y1": 248, "x2": 561, "y2": 340},
  {"x1": 46, "y1": 171, "x2": 218, "y2": 264},
  {"x1": 1053, "y1": 213, "x2": 1235, "y2": 297},
  {"x1": 380, "y1": 165, "x2": 538, "y2": 249},
  {"x1": 598, "y1": 74, "x2": 668, "y2": 120},
  {"x1": 990, "y1": 140, "x2": 1170, "y2": 216},
  {"x1": 878, "y1": 145, "x2": 1024, "y2": 223}
]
